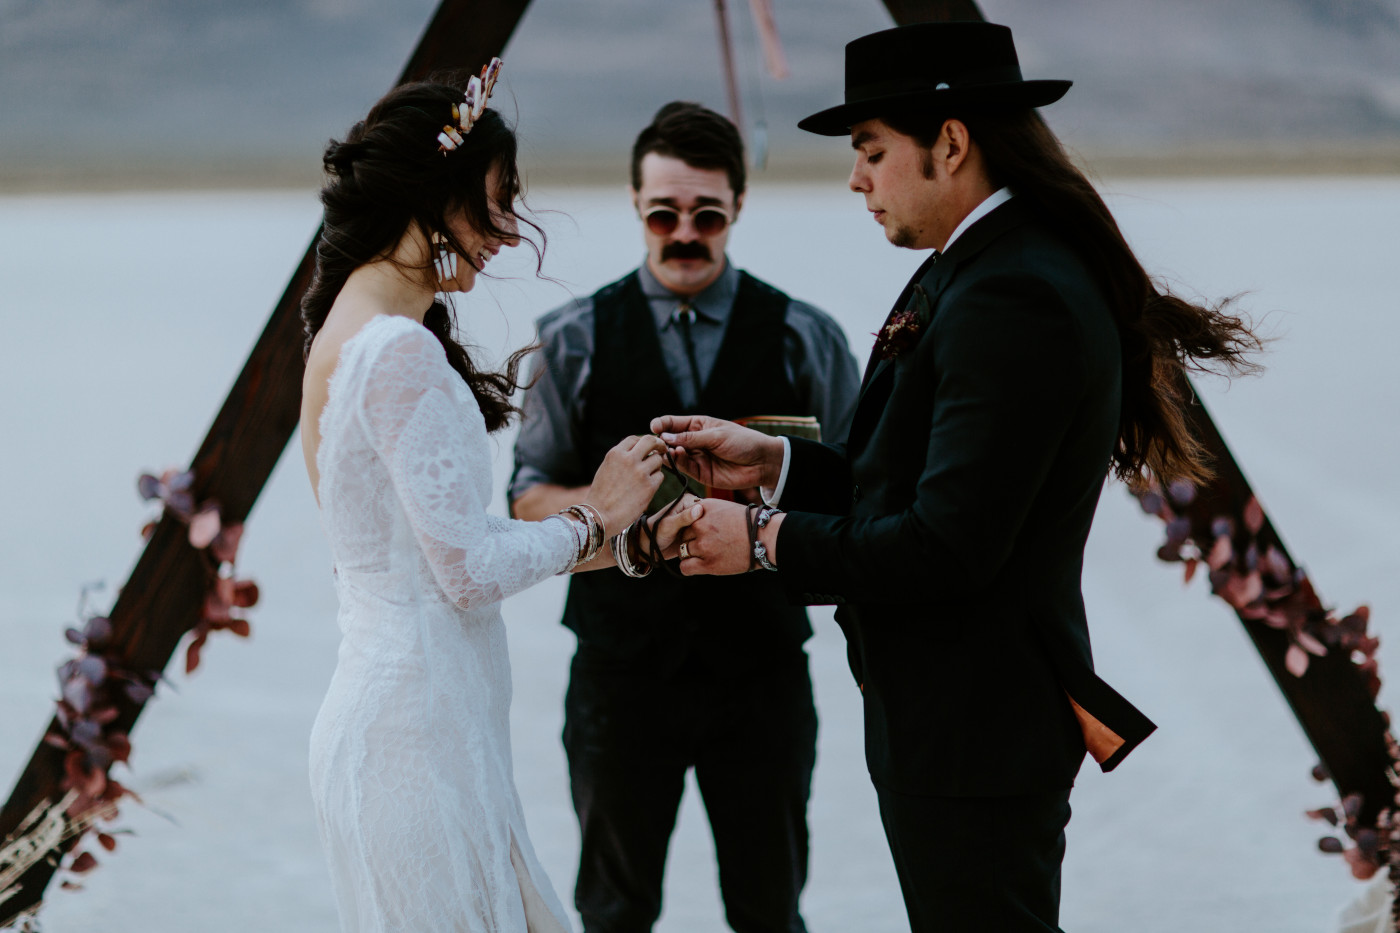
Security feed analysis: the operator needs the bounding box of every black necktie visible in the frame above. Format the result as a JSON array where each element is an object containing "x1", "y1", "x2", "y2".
[{"x1": 674, "y1": 302, "x2": 704, "y2": 407}]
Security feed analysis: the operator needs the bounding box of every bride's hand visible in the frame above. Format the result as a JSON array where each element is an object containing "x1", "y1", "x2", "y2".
[
  {"x1": 583, "y1": 434, "x2": 668, "y2": 535},
  {"x1": 646, "y1": 493, "x2": 704, "y2": 560},
  {"x1": 649, "y1": 414, "x2": 784, "y2": 491}
]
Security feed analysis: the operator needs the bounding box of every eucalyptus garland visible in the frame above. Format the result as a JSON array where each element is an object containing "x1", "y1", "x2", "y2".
[
  {"x1": 13, "y1": 468, "x2": 259, "y2": 898},
  {"x1": 1135, "y1": 479, "x2": 1394, "y2": 922}
]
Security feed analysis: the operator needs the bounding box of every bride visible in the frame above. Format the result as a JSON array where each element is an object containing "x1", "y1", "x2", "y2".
[{"x1": 297, "y1": 70, "x2": 699, "y2": 932}]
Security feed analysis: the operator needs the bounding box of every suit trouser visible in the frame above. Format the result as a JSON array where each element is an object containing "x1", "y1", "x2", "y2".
[
  {"x1": 876, "y1": 785, "x2": 1073, "y2": 933},
  {"x1": 563, "y1": 649, "x2": 817, "y2": 933}
]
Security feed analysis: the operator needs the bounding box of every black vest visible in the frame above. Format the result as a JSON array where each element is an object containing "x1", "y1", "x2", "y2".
[{"x1": 562, "y1": 269, "x2": 812, "y2": 677}]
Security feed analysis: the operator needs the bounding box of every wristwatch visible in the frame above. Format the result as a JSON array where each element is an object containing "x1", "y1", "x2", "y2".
[{"x1": 752, "y1": 506, "x2": 781, "y2": 571}]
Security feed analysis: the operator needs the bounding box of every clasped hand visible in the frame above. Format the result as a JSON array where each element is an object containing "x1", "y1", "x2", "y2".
[
  {"x1": 585, "y1": 434, "x2": 703, "y2": 561},
  {"x1": 648, "y1": 415, "x2": 788, "y2": 577},
  {"x1": 675, "y1": 497, "x2": 774, "y2": 576},
  {"x1": 648, "y1": 414, "x2": 786, "y2": 493}
]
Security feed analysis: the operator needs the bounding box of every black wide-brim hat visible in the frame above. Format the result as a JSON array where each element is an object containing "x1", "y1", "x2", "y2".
[{"x1": 798, "y1": 21, "x2": 1071, "y2": 136}]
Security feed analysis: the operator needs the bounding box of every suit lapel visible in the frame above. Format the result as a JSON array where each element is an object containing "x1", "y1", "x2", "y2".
[
  {"x1": 847, "y1": 198, "x2": 1030, "y2": 456},
  {"x1": 859, "y1": 250, "x2": 940, "y2": 388},
  {"x1": 847, "y1": 255, "x2": 955, "y2": 453}
]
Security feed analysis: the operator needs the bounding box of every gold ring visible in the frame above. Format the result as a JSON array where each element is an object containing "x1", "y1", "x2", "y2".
[{"x1": 679, "y1": 542, "x2": 690, "y2": 560}]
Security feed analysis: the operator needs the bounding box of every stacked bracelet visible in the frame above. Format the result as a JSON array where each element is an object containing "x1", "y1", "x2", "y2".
[
  {"x1": 559, "y1": 503, "x2": 606, "y2": 566},
  {"x1": 611, "y1": 518, "x2": 653, "y2": 578},
  {"x1": 575, "y1": 503, "x2": 606, "y2": 562},
  {"x1": 574, "y1": 502, "x2": 605, "y2": 535}
]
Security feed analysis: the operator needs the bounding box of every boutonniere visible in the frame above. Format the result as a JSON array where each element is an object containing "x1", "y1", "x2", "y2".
[{"x1": 873, "y1": 285, "x2": 933, "y2": 360}]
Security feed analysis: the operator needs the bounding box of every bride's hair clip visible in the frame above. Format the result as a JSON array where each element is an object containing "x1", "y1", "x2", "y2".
[{"x1": 437, "y1": 57, "x2": 504, "y2": 153}]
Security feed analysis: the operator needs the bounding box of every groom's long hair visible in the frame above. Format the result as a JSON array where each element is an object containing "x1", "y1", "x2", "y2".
[{"x1": 886, "y1": 108, "x2": 1262, "y2": 490}]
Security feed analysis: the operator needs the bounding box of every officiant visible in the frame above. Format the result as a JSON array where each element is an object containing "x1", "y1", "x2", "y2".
[{"x1": 509, "y1": 101, "x2": 859, "y2": 933}]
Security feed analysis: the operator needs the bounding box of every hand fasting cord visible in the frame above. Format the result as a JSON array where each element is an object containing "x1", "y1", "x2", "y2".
[
  {"x1": 640, "y1": 449, "x2": 692, "y2": 578},
  {"x1": 635, "y1": 449, "x2": 784, "y2": 576},
  {"x1": 555, "y1": 445, "x2": 784, "y2": 577},
  {"x1": 612, "y1": 519, "x2": 652, "y2": 578}
]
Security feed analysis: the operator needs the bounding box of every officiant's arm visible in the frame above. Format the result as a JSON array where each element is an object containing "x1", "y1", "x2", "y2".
[
  {"x1": 775, "y1": 275, "x2": 1087, "y2": 605},
  {"x1": 512, "y1": 483, "x2": 591, "y2": 522}
]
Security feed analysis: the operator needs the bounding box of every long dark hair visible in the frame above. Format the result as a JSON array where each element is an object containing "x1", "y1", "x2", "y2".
[
  {"x1": 886, "y1": 107, "x2": 1262, "y2": 489},
  {"x1": 302, "y1": 77, "x2": 542, "y2": 433}
]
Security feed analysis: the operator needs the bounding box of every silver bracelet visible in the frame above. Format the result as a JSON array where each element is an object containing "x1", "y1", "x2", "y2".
[
  {"x1": 753, "y1": 540, "x2": 778, "y2": 572},
  {"x1": 574, "y1": 502, "x2": 606, "y2": 545},
  {"x1": 611, "y1": 532, "x2": 642, "y2": 577},
  {"x1": 611, "y1": 518, "x2": 652, "y2": 578},
  {"x1": 563, "y1": 504, "x2": 604, "y2": 565},
  {"x1": 753, "y1": 506, "x2": 781, "y2": 571},
  {"x1": 551, "y1": 508, "x2": 592, "y2": 564}
]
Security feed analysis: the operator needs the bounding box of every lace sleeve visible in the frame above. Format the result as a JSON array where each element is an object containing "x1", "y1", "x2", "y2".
[{"x1": 357, "y1": 320, "x2": 576, "y2": 609}]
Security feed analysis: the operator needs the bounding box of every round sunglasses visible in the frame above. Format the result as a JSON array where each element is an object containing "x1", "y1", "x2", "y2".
[{"x1": 642, "y1": 205, "x2": 732, "y2": 238}]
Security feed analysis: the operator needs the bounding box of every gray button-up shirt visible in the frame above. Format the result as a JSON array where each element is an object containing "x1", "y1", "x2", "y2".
[{"x1": 509, "y1": 259, "x2": 861, "y2": 500}]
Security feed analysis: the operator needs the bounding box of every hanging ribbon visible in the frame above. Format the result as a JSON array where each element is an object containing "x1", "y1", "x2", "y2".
[{"x1": 747, "y1": 0, "x2": 789, "y2": 80}]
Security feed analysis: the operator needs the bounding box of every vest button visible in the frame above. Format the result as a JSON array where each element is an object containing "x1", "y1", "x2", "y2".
[{"x1": 851, "y1": 484, "x2": 861, "y2": 503}]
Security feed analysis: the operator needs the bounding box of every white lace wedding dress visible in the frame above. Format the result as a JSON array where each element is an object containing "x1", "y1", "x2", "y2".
[{"x1": 309, "y1": 314, "x2": 577, "y2": 932}]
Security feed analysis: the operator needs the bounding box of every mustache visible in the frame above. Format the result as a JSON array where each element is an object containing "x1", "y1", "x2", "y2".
[{"x1": 660, "y1": 241, "x2": 712, "y2": 262}]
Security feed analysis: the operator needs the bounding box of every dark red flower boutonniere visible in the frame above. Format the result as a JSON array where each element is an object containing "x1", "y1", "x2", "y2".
[{"x1": 873, "y1": 284, "x2": 933, "y2": 360}]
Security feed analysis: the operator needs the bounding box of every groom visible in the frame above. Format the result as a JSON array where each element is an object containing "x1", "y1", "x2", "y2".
[{"x1": 655, "y1": 22, "x2": 1156, "y2": 932}]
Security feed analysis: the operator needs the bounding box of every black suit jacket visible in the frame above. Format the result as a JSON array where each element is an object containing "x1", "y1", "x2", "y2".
[{"x1": 778, "y1": 198, "x2": 1155, "y2": 797}]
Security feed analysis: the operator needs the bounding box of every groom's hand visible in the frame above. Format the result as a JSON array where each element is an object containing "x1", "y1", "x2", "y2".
[
  {"x1": 650, "y1": 414, "x2": 784, "y2": 492},
  {"x1": 677, "y1": 498, "x2": 755, "y2": 576}
]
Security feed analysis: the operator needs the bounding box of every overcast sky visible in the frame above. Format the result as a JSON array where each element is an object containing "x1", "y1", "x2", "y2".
[{"x1": 2, "y1": 0, "x2": 1398, "y2": 183}]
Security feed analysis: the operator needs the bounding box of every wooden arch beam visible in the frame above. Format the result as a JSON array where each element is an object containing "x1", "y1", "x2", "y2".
[
  {"x1": 0, "y1": 1, "x2": 532, "y2": 923},
  {"x1": 3, "y1": 2, "x2": 1389, "y2": 925}
]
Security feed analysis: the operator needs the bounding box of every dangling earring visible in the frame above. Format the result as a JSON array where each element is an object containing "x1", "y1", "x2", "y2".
[{"x1": 431, "y1": 231, "x2": 458, "y2": 288}]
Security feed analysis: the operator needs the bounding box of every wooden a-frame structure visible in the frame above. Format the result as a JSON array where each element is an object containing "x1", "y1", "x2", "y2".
[{"x1": 1, "y1": 0, "x2": 1391, "y2": 923}]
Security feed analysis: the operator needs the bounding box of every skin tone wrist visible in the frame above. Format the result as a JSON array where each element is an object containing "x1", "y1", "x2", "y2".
[{"x1": 511, "y1": 483, "x2": 591, "y2": 522}]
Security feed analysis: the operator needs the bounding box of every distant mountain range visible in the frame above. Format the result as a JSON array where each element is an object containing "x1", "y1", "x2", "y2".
[{"x1": 2, "y1": 0, "x2": 1398, "y2": 187}]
